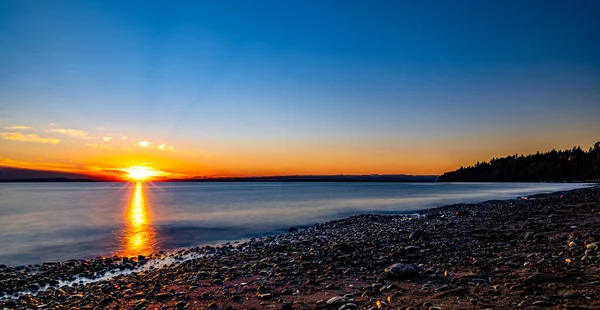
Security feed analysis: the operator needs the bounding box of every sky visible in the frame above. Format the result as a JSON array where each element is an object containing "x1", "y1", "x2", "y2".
[{"x1": 0, "y1": 0, "x2": 599, "y2": 178}]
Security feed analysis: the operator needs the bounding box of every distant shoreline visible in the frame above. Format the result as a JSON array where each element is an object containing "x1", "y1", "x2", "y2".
[
  {"x1": 2, "y1": 178, "x2": 597, "y2": 183},
  {"x1": 0, "y1": 175, "x2": 439, "y2": 183}
]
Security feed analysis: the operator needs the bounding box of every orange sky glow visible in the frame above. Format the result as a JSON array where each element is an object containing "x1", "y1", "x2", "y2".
[{"x1": 0, "y1": 123, "x2": 598, "y2": 180}]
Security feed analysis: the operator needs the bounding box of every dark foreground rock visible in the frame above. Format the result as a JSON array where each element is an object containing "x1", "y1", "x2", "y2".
[{"x1": 1, "y1": 186, "x2": 599, "y2": 309}]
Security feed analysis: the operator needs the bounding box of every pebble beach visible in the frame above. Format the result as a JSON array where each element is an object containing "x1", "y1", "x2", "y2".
[{"x1": 1, "y1": 185, "x2": 599, "y2": 309}]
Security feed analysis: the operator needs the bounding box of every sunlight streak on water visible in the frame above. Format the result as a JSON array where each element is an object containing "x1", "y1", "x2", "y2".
[{"x1": 118, "y1": 182, "x2": 157, "y2": 257}]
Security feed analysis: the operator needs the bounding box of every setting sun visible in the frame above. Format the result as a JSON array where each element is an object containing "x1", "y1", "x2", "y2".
[{"x1": 125, "y1": 166, "x2": 157, "y2": 181}]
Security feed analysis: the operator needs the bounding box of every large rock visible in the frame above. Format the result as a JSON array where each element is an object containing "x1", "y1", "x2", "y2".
[{"x1": 384, "y1": 263, "x2": 420, "y2": 279}]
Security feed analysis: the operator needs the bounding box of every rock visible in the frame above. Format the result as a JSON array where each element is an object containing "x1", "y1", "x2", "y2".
[
  {"x1": 327, "y1": 296, "x2": 348, "y2": 305},
  {"x1": 456, "y1": 210, "x2": 470, "y2": 216},
  {"x1": 288, "y1": 227, "x2": 298, "y2": 232},
  {"x1": 257, "y1": 293, "x2": 273, "y2": 300},
  {"x1": 155, "y1": 293, "x2": 171, "y2": 301},
  {"x1": 586, "y1": 242, "x2": 599, "y2": 250},
  {"x1": 405, "y1": 245, "x2": 420, "y2": 253},
  {"x1": 384, "y1": 263, "x2": 420, "y2": 279},
  {"x1": 409, "y1": 230, "x2": 423, "y2": 240},
  {"x1": 532, "y1": 300, "x2": 557, "y2": 307},
  {"x1": 339, "y1": 303, "x2": 359, "y2": 310}
]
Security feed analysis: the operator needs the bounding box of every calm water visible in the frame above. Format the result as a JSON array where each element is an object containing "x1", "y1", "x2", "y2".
[{"x1": 0, "y1": 182, "x2": 587, "y2": 266}]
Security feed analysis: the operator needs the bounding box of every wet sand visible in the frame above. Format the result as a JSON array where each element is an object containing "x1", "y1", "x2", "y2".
[{"x1": 1, "y1": 185, "x2": 599, "y2": 309}]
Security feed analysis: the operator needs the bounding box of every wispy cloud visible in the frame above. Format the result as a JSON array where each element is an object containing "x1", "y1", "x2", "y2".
[
  {"x1": 102, "y1": 169, "x2": 128, "y2": 176},
  {"x1": 86, "y1": 143, "x2": 111, "y2": 150},
  {"x1": 0, "y1": 157, "x2": 70, "y2": 170},
  {"x1": 103, "y1": 136, "x2": 112, "y2": 142},
  {"x1": 1, "y1": 132, "x2": 62, "y2": 144},
  {"x1": 0, "y1": 156, "x2": 102, "y2": 176},
  {"x1": 134, "y1": 141, "x2": 176, "y2": 151},
  {"x1": 158, "y1": 143, "x2": 175, "y2": 151},
  {"x1": 47, "y1": 128, "x2": 89, "y2": 138},
  {"x1": 4, "y1": 125, "x2": 33, "y2": 130}
]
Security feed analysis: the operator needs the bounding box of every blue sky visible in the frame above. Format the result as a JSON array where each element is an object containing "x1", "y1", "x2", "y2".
[{"x1": 0, "y1": 0, "x2": 599, "y2": 175}]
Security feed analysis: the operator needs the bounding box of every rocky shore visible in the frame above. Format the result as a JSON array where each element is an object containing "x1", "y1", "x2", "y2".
[{"x1": 1, "y1": 186, "x2": 599, "y2": 309}]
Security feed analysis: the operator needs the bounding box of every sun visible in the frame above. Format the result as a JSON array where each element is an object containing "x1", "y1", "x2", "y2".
[{"x1": 125, "y1": 166, "x2": 157, "y2": 181}]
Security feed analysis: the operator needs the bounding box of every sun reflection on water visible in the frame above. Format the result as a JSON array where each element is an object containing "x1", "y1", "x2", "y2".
[{"x1": 118, "y1": 182, "x2": 157, "y2": 257}]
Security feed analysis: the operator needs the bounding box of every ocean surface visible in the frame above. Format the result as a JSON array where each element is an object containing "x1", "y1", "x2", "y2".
[{"x1": 0, "y1": 182, "x2": 588, "y2": 266}]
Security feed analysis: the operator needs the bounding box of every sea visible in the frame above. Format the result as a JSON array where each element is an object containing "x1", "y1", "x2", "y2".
[{"x1": 0, "y1": 182, "x2": 588, "y2": 266}]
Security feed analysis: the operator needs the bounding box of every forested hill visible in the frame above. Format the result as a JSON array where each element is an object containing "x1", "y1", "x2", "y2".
[{"x1": 439, "y1": 142, "x2": 600, "y2": 182}]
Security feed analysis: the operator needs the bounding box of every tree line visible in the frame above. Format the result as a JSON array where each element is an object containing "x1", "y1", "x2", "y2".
[{"x1": 438, "y1": 142, "x2": 600, "y2": 182}]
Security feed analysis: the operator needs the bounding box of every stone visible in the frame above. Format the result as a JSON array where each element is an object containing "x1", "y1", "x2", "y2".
[
  {"x1": 532, "y1": 300, "x2": 557, "y2": 307},
  {"x1": 257, "y1": 293, "x2": 273, "y2": 300},
  {"x1": 405, "y1": 245, "x2": 420, "y2": 253},
  {"x1": 155, "y1": 293, "x2": 171, "y2": 301},
  {"x1": 409, "y1": 230, "x2": 423, "y2": 240},
  {"x1": 339, "y1": 303, "x2": 359, "y2": 310},
  {"x1": 327, "y1": 296, "x2": 348, "y2": 305},
  {"x1": 384, "y1": 263, "x2": 420, "y2": 279}
]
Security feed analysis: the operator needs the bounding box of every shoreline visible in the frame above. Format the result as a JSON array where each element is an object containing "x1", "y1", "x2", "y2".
[
  {"x1": 1, "y1": 186, "x2": 599, "y2": 309},
  {"x1": 0, "y1": 182, "x2": 589, "y2": 267}
]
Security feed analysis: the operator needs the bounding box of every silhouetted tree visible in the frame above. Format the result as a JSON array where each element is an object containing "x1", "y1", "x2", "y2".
[{"x1": 438, "y1": 142, "x2": 600, "y2": 182}]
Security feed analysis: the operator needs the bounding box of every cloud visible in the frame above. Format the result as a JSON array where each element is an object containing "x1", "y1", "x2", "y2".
[
  {"x1": 103, "y1": 136, "x2": 112, "y2": 142},
  {"x1": 158, "y1": 143, "x2": 175, "y2": 151},
  {"x1": 102, "y1": 169, "x2": 128, "y2": 175},
  {"x1": 133, "y1": 141, "x2": 175, "y2": 151},
  {"x1": 1, "y1": 132, "x2": 62, "y2": 144},
  {"x1": 0, "y1": 156, "x2": 87, "y2": 172},
  {"x1": 121, "y1": 136, "x2": 128, "y2": 140},
  {"x1": 86, "y1": 143, "x2": 111, "y2": 150},
  {"x1": 4, "y1": 126, "x2": 33, "y2": 130},
  {"x1": 47, "y1": 128, "x2": 89, "y2": 138}
]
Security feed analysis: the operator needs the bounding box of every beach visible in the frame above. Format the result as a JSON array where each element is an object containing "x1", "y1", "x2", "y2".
[{"x1": 1, "y1": 185, "x2": 599, "y2": 309}]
